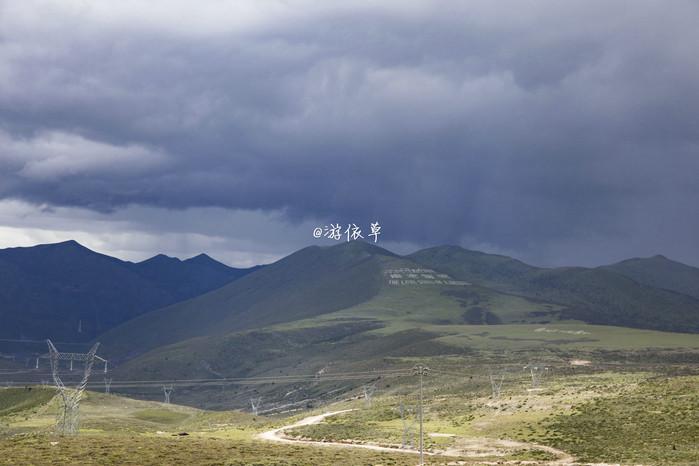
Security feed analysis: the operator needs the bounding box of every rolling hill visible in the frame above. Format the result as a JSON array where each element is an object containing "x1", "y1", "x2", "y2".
[
  {"x1": 603, "y1": 255, "x2": 699, "y2": 299},
  {"x1": 98, "y1": 241, "x2": 395, "y2": 360},
  {"x1": 410, "y1": 245, "x2": 699, "y2": 333},
  {"x1": 0, "y1": 240, "x2": 258, "y2": 342},
  {"x1": 92, "y1": 241, "x2": 699, "y2": 408}
]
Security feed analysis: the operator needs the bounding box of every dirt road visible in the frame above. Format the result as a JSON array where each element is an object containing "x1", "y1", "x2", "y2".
[
  {"x1": 257, "y1": 409, "x2": 421, "y2": 456},
  {"x1": 256, "y1": 409, "x2": 586, "y2": 465}
]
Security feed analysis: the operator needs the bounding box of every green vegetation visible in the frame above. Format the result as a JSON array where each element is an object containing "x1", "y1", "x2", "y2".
[
  {"x1": 5, "y1": 242, "x2": 699, "y2": 464},
  {"x1": 2, "y1": 368, "x2": 699, "y2": 464},
  {"x1": 110, "y1": 271, "x2": 699, "y2": 408},
  {"x1": 99, "y1": 241, "x2": 389, "y2": 360},
  {"x1": 543, "y1": 375, "x2": 699, "y2": 465},
  {"x1": 288, "y1": 404, "x2": 405, "y2": 446},
  {"x1": 85, "y1": 241, "x2": 699, "y2": 412},
  {"x1": 604, "y1": 254, "x2": 699, "y2": 299},
  {"x1": 0, "y1": 434, "x2": 426, "y2": 466},
  {"x1": 410, "y1": 245, "x2": 699, "y2": 333},
  {"x1": 0, "y1": 387, "x2": 55, "y2": 417},
  {"x1": 0, "y1": 387, "x2": 462, "y2": 465},
  {"x1": 132, "y1": 408, "x2": 191, "y2": 424}
]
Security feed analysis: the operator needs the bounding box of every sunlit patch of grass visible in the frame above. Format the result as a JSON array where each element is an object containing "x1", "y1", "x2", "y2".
[{"x1": 132, "y1": 408, "x2": 191, "y2": 424}]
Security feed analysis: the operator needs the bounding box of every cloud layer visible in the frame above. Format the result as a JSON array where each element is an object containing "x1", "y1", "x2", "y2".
[{"x1": 1, "y1": 1, "x2": 698, "y2": 265}]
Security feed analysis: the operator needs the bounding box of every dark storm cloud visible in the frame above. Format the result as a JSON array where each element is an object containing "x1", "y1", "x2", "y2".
[{"x1": 1, "y1": 1, "x2": 699, "y2": 265}]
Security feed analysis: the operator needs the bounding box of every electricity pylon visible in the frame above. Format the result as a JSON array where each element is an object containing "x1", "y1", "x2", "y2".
[
  {"x1": 104, "y1": 378, "x2": 112, "y2": 394},
  {"x1": 163, "y1": 385, "x2": 174, "y2": 404},
  {"x1": 250, "y1": 397, "x2": 262, "y2": 415},
  {"x1": 315, "y1": 365, "x2": 328, "y2": 380},
  {"x1": 362, "y1": 383, "x2": 376, "y2": 407},
  {"x1": 524, "y1": 363, "x2": 548, "y2": 388},
  {"x1": 489, "y1": 370, "x2": 505, "y2": 399},
  {"x1": 412, "y1": 365, "x2": 430, "y2": 466},
  {"x1": 46, "y1": 339, "x2": 105, "y2": 435}
]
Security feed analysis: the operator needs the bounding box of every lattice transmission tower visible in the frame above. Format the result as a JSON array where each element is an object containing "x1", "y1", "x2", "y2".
[
  {"x1": 250, "y1": 397, "x2": 262, "y2": 415},
  {"x1": 46, "y1": 340, "x2": 107, "y2": 435},
  {"x1": 524, "y1": 363, "x2": 549, "y2": 388},
  {"x1": 163, "y1": 385, "x2": 174, "y2": 404},
  {"x1": 362, "y1": 383, "x2": 376, "y2": 407},
  {"x1": 489, "y1": 370, "x2": 505, "y2": 399}
]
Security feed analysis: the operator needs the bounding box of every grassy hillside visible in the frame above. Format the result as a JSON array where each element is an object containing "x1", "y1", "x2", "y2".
[
  {"x1": 408, "y1": 245, "x2": 537, "y2": 292},
  {"x1": 531, "y1": 267, "x2": 699, "y2": 333},
  {"x1": 94, "y1": 241, "x2": 699, "y2": 410},
  {"x1": 110, "y1": 277, "x2": 699, "y2": 409},
  {"x1": 604, "y1": 254, "x2": 699, "y2": 299},
  {"x1": 543, "y1": 375, "x2": 699, "y2": 464},
  {"x1": 2, "y1": 369, "x2": 698, "y2": 465},
  {"x1": 410, "y1": 245, "x2": 699, "y2": 333},
  {"x1": 0, "y1": 387, "x2": 55, "y2": 417},
  {"x1": 98, "y1": 241, "x2": 393, "y2": 360}
]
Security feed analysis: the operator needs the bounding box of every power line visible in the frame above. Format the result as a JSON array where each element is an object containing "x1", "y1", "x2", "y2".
[
  {"x1": 0, "y1": 338, "x2": 93, "y2": 347},
  {"x1": 96, "y1": 371, "x2": 411, "y2": 390},
  {"x1": 77, "y1": 368, "x2": 409, "y2": 386},
  {"x1": 0, "y1": 369, "x2": 411, "y2": 389}
]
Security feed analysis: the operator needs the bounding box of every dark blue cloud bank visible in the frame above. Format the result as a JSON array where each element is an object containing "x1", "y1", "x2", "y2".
[{"x1": 1, "y1": 1, "x2": 698, "y2": 266}]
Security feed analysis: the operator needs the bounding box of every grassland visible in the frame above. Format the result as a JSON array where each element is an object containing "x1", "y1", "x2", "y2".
[
  {"x1": 1, "y1": 366, "x2": 698, "y2": 465},
  {"x1": 0, "y1": 387, "x2": 55, "y2": 417},
  {"x1": 0, "y1": 433, "x2": 431, "y2": 466},
  {"x1": 106, "y1": 277, "x2": 699, "y2": 412},
  {"x1": 284, "y1": 371, "x2": 699, "y2": 465},
  {"x1": 543, "y1": 375, "x2": 699, "y2": 464},
  {"x1": 0, "y1": 386, "x2": 460, "y2": 465},
  {"x1": 279, "y1": 282, "x2": 699, "y2": 351},
  {"x1": 97, "y1": 247, "x2": 699, "y2": 415}
]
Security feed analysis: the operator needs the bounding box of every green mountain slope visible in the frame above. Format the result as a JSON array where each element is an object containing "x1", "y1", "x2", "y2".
[
  {"x1": 410, "y1": 246, "x2": 699, "y2": 333},
  {"x1": 94, "y1": 241, "x2": 699, "y2": 409},
  {"x1": 98, "y1": 241, "x2": 393, "y2": 360},
  {"x1": 408, "y1": 245, "x2": 536, "y2": 292},
  {"x1": 0, "y1": 241, "x2": 256, "y2": 342},
  {"x1": 529, "y1": 267, "x2": 699, "y2": 333},
  {"x1": 102, "y1": 242, "x2": 699, "y2": 365},
  {"x1": 603, "y1": 255, "x2": 699, "y2": 299}
]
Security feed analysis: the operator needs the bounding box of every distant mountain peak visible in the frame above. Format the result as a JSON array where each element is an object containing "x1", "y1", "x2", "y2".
[
  {"x1": 604, "y1": 253, "x2": 699, "y2": 300},
  {"x1": 47, "y1": 239, "x2": 89, "y2": 250},
  {"x1": 140, "y1": 253, "x2": 181, "y2": 265},
  {"x1": 187, "y1": 252, "x2": 245, "y2": 269},
  {"x1": 326, "y1": 240, "x2": 396, "y2": 256},
  {"x1": 185, "y1": 253, "x2": 216, "y2": 264},
  {"x1": 57, "y1": 239, "x2": 80, "y2": 246},
  {"x1": 614, "y1": 254, "x2": 678, "y2": 266}
]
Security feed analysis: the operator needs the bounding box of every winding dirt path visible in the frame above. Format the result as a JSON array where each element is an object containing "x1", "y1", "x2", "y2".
[
  {"x1": 256, "y1": 409, "x2": 586, "y2": 465},
  {"x1": 257, "y1": 409, "x2": 419, "y2": 456}
]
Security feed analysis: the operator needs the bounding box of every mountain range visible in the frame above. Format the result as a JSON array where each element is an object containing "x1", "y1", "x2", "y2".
[
  {"x1": 99, "y1": 241, "x2": 699, "y2": 358},
  {"x1": 0, "y1": 240, "x2": 259, "y2": 342}
]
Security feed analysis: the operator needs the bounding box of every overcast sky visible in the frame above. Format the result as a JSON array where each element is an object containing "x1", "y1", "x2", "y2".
[{"x1": 1, "y1": 1, "x2": 698, "y2": 267}]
